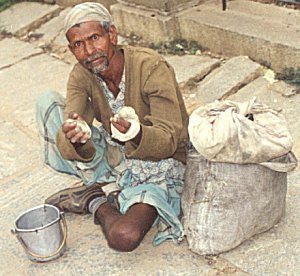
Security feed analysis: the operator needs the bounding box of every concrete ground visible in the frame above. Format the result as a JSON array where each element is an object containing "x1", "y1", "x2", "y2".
[{"x1": 0, "y1": 1, "x2": 299, "y2": 275}]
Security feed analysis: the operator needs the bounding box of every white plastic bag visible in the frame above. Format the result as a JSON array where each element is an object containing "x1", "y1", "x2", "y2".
[{"x1": 188, "y1": 98, "x2": 293, "y2": 165}]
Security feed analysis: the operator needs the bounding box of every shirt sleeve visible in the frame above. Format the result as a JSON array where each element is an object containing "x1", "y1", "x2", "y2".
[
  {"x1": 125, "y1": 60, "x2": 184, "y2": 161},
  {"x1": 56, "y1": 65, "x2": 96, "y2": 162}
]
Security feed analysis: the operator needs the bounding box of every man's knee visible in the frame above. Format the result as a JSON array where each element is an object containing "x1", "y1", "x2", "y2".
[
  {"x1": 107, "y1": 221, "x2": 143, "y2": 252},
  {"x1": 35, "y1": 90, "x2": 64, "y2": 112}
]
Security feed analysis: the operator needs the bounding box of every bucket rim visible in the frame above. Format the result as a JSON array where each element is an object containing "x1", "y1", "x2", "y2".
[{"x1": 14, "y1": 204, "x2": 61, "y2": 233}]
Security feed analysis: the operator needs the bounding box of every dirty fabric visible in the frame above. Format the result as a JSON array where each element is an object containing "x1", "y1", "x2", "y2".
[
  {"x1": 182, "y1": 148, "x2": 294, "y2": 255},
  {"x1": 64, "y1": 2, "x2": 113, "y2": 34},
  {"x1": 188, "y1": 97, "x2": 293, "y2": 167}
]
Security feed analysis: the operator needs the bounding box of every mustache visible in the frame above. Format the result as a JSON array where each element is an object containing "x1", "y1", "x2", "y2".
[{"x1": 83, "y1": 51, "x2": 107, "y2": 66}]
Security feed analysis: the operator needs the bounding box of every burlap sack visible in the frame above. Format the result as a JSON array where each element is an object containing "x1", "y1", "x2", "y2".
[{"x1": 181, "y1": 149, "x2": 297, "y2": 255}]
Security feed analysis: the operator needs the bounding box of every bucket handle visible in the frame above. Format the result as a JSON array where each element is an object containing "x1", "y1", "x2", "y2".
[{"x1": 12, "y1": 212, "x2": 67, "y2": 260}]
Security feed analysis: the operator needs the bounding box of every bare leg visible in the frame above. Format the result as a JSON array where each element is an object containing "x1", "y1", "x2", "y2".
[{"x1": 95, "y1": 202, "x2": 158, "y2": 252}]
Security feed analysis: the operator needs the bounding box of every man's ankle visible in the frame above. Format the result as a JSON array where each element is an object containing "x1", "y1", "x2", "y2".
[{"x1": 88, "y1": 196, "x2": 107, "y2": 214}]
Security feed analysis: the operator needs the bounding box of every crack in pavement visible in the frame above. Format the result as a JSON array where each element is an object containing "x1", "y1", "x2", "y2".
[{"x1": 0, "y1": 51, "x2": 44, "y2": 71}]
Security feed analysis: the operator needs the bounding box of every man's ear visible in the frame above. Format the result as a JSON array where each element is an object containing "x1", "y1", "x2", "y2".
[{"x1": 109, "y1": 25, "x2": 118, "y2": 45}]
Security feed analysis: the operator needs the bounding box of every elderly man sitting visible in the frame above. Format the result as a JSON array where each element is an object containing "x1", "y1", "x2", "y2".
[{"x1": 35, "y1": 2, "x2": 189, "y2": 252}]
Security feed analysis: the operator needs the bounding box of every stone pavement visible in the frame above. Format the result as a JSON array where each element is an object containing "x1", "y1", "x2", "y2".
[{"x1": 0, "y1": 1, "x2": 299, "y2": 275}]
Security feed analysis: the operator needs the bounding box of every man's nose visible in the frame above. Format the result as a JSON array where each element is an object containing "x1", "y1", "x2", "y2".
[{"x1": 85, "y1": 41, "x2": 96, "y2": 56}]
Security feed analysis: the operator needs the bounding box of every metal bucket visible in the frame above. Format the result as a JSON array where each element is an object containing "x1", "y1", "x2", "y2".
[{"x1": 12, "y1": 204, "x2": 67, "y2": 262}]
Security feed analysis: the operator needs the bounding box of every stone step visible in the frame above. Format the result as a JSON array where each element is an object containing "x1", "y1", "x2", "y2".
[
  {"x1": 32, "y1": 7, "x2": 70, "y2": 48},
  {"x1": 111, "y1": 0, "x2": 300, "y2": 73},
  {"x1": 164, "y1": 54, "x2": 221, "y2": 88},
  {"x1": 164, "y1": 54, "x2": 222, "y2": 114},
  {"x1": 193, "y1": 55, "x2": 262, "y2": 104},
  {"x1": 31, "y1": 7, "x2": 77, "y2": 65},
  {"x1": 0, "y1": 2, "x2": 61, "y2": 37},
  {"x1": 0, "y1": 38, "x2": 43, "y2": 70},
  {"x1": 0, "y1": 42, "x2": 72, "y2": 133},
  {"x1": 175, "y1": 0, "x2": 300, "y2": 73}
]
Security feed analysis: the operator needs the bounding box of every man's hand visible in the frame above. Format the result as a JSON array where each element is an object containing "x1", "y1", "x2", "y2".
[
  {"x1": 110, "y1": 116, "x2": 131, "y2": 134},
  {"x1": 110, "y1": 115, "x2": 142, "y2": 144},
  {"x1": 62, "y1": 112, "x2": 91, "y2": 144}
]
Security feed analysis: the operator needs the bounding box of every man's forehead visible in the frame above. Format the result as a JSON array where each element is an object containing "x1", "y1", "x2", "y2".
[{"x1": 67, "y1": 21, "x2": 104, "y2": 40}]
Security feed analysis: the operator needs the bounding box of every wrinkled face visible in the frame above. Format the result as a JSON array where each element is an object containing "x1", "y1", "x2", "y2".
[{"x1": 66, "y1": 21, "x2": 117, "y2": 74}]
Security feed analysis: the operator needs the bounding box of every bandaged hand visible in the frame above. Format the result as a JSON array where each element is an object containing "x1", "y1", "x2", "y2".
[
  {"x1": 110, "y1": 106, "x2": 140, "y2": 142},
  {"x1": 64, "y1": 115, "x2": 91, "y2": 144}
]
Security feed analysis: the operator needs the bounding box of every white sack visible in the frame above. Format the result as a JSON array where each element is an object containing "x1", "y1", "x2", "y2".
[{"x1": 188, "y1": 98, "x2": 293, "y2": 165}]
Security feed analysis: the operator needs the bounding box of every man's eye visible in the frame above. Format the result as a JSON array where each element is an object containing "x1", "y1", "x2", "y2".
[
  {"x1": 74, "y1": 41, "x2": 82, "y2": 48},
  {"x1": 91, "y1": 34, "x2": 99, "y2": 40}
]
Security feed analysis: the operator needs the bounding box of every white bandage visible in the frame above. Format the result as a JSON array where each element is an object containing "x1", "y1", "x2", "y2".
[
  {"x1": 111, "y1": 106, "x2": 140, "y2": 142},
  {"x1": 66, "y1": 118, "x2": 92, "y2": 142}
]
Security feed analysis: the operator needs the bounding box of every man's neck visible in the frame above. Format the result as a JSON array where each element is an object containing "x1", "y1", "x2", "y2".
[{"x1": 98, "y1": 49, "x2": 124, "y2": 97}]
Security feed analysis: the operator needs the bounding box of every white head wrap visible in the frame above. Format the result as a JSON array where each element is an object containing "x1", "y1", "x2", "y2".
[{"x1": 64, "y1": 2, "x2": 113, "y2": 35}]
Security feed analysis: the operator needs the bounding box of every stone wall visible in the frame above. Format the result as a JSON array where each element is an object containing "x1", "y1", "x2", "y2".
[
  {"x1": 39, "y1": 0, "x2": 118, "y2": 10},
  {"x1": 37, "y1": 0, "x2": 200, "y2": 13},
  {"x1": 117, "y1": 0, "x2": 201, "y2": 15},
  {"x1": 31, "y1": 0, "x2": 300, "y2": 72},
  {"x1": 251, "y1": 0, "x2": 276, "y2": 3}
]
